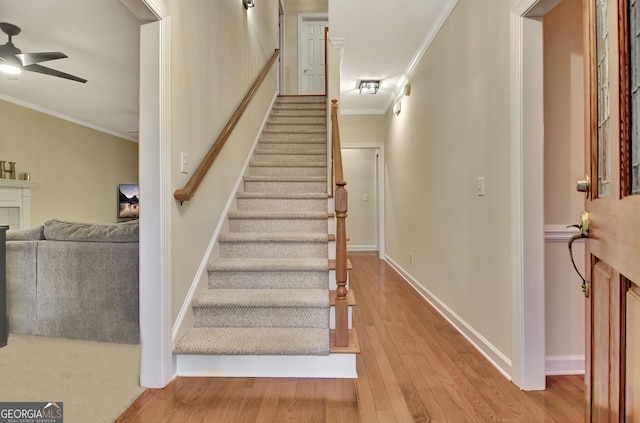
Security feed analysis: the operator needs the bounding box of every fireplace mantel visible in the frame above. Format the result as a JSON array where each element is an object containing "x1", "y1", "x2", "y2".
[{"x1": 0, "y1": 179, "x2": 40, "y2": 229}]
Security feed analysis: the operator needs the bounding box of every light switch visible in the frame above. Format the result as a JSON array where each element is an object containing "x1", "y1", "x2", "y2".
[
  {"x1": 181, "y1": 153, "x2": 189, "y2": 174},
  {"x1": 363, "y1": 194, "x2": 369, "y2": 202},
  {"x1": 477, "y1": 176, "x2": 485, "y2": 196}
]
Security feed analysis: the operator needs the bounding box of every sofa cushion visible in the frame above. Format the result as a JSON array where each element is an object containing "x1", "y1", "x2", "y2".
[
  {"x1": 44, "y1": 219, "x2": 139, "y2": 243},
  {"x1": 6, "y1": 226, "x2": 45, "y2": 241}
]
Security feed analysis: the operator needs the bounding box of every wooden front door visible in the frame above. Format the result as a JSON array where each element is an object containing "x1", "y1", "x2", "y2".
[{"x1": 584, "y1": 0, "x2": 640, "y2": 420}]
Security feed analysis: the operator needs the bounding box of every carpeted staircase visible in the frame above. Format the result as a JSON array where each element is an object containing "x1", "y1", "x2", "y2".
[{"x1": 174, "y1": 96, "x2": 337, "y2": 362}]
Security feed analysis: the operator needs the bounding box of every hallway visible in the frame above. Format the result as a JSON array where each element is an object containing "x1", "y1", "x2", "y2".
[{"x1": 117, "y1": 253, "x2": 584, "y2": 422}]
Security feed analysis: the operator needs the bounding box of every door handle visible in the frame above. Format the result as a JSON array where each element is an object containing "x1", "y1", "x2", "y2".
[
  {"x1": 576, "y1": 175, "x2": 590, "y2": 198},
  {"x1": 567, "y1": 211, "x2": 590, "y2": 297},
  {"x1": 303, "y1": 69, "x2": 310, "y2": 73}
]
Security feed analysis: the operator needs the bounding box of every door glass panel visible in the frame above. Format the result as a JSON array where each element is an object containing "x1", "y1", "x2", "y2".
[
  {"x1": 631, "y1": 0, "x2": 640, "y2": 194},
  {"x1": 597, "y1": 0, "x2": 611, "y2": 197}
]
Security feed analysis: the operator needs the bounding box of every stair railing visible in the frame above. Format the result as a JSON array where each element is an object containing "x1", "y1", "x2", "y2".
[
  {"x1": 174, "y1": 49, "x2": 280, "y2": 203},
  {"x1": 331, "y1": 99, "x2": 349, "y2": 347}
]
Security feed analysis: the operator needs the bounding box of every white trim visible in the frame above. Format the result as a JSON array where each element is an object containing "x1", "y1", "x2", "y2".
[
  {"x1": 510, "y1": 0, "x2": 557, "y2": 391},
  {"x1": 0, "y1": 93, "x2": 137, "y2": 142},
  {"x1": 385, "y1": 0, "x2": 459, "y2": 112},
  {"x1": 347, "y1": 245, "x2": 377, "y2": 252},
  {"x1": 545, "y1": 355, "x2": 585, "y2": 375},
  {"x1": 171, "y1": 92, "x2": 279, "y2": 343},
  {"x1": 176, "y1": 353, "x2": 357, "y2": 378},
  {"x1": 297, "y1": 13, "x2": 328, "y2": 95},
  {"x1": 544, "y1": 224, "x2": 583, "y2": 243},
  {"x1": 138, "y1": 0, "x2": 171, "y2": 389},
  {"x1": 340, "y1": 143, "x2": 385, "y2": 259},
  {"x1": 386, "y1": 255, "x2": 512, "y2": 380}
]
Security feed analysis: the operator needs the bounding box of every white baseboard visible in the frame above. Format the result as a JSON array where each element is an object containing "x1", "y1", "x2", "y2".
[
  {"x1": 347, "y1": 245, "x2": 377, "y2": 252},
  {"x1": 545, "y1": 355, "x2": 585, "y2": 375},
  {"x1": 175, "y1": 353, "x2": 357, "y2": 378},
  {"x1": 385, "y1": 255, "x2": 513, "y2": 380}
]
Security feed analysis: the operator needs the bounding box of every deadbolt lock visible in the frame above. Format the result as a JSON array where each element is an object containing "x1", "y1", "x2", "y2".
[{"x1": 576, "y1": 175, "x2": 590, "y2": 198}]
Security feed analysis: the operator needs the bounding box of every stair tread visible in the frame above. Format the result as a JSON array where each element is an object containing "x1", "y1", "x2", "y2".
[
  {"x1": 228, "y1": 210, "x2": 329, "y2": 219},
  {"x1": 219, "y1": 232, "x2": 329, "y2": 243},
  {"x1": 244, "y1": 175, "x2": 327, "y2": 182},
  {"x1": 236, "y1": 192, "x2": 328, "y2": 199},
  {"x1": 209, "y1": 257, "x2": 329, "y2": 272},
  {"x1": 255, "y1": 149, "x2": 326, "y2": 155},
  {"x1": 329, "y1": 290, "x2": 356, "y2": 306},
  {"x1": 330, "y1": 328, "x2": 360, "y2": 354},
  {"x1": 193, "y1": 289, "x2": 329, "y2": 308},
  {"x1": 249, "y1": 161, "x2": 326, "y2": 167},
  {"x1": 175, "y1": 327, "x2": 330, "y2": 355}
]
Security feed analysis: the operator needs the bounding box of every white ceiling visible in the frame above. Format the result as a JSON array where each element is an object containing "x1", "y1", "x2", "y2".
[
  {"x1": 0, "y1": 0, "x2": 456, "y2": 140},
  {"x1": 329, "y1": 0, "x2": 456, "y2": 114},
  {"x1": 0, "y1": 0, "x2": 141, "y2": 141}
]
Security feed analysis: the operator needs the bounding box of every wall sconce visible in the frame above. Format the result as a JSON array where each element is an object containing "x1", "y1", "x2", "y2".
[
  {"x1": 359, "y1": 80, "x2": 380, "y2": 95},
  {"x1": 243, "y1": 0, "x2": 255, "y2": 9},
  {"x1": 393, "y1": 101, "x2": 401, "y2": 116}
]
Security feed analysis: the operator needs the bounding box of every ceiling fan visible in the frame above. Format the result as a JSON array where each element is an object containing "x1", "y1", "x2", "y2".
[{"x1": 0, "y1": 22, "x2": 87, "y2": 83}]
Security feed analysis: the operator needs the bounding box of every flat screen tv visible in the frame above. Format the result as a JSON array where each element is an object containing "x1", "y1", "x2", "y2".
[{"x1": 118, "y1": 184, "x2": 139, "y2": 220}]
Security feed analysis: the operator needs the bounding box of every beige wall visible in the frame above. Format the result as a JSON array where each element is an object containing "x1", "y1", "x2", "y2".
[
  {"x1": 283, "y1": 0, "x2": 328, "y2": 94},
  {"x1": 339, "y1": 114, "x2": 386, "y2": 146},
  {"x1": 338, "y1": 115, "x2": 385, "y2": 250},
  {"x1": 0, "y1": 100, "x2": 138, "y2": 226},
  {"x1": 167, "y1": 0, "x2": 280, "y2": 321},
  {"x1": 543, "y1": 0, "x2": 585, "y2": 361},
  {"x1": 384, "y1": 0, "x2": 513, "y2": 357}
]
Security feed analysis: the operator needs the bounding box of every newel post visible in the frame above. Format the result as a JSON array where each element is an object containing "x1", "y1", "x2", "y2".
[{"x1": 335, "y1": 180, "x2": 349, "y2": 347}]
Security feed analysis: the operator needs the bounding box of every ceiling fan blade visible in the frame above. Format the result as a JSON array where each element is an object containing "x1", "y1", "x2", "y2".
[
  {"x1": 16, "y1": 52, "x2": 68, "y2": 66},
  {"x1": 23, "y1": 63, "x2": 87, "y2": 83}
]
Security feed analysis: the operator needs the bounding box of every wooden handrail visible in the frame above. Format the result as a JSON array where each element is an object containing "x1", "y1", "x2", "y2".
[
  {"x1": 331, "y1": 99, "x2": 349, "y2": 347},
  {"x1": 174, "y1": 49, "x2": 280, "y2": 203}
]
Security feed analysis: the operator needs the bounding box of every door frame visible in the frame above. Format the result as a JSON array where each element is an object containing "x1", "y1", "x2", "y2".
[
  {"x1": 138, "y1": 0, "x2": 172, "y2": 389},
  {"x1": 341, "y1": 144, "x2": 386, "y2": 259},
  {"x1": 279, "y1": 0, "x2": 285, "y2": 94},
  {"x1": 510, "y1": 0, "x2": 563, "y2": 390},
  {"x1": 297, "y1": 13, "x2": 328, "y2": 95}
]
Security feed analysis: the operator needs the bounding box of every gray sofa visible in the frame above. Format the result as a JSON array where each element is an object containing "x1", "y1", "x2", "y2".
[{"x1": 6, "y1": 219, "x2": 139, "y2": 344}]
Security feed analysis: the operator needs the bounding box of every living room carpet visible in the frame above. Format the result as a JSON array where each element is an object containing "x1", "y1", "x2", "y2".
[{"x1": 0, "y1": 334, "x2": 143, "y2": 423}]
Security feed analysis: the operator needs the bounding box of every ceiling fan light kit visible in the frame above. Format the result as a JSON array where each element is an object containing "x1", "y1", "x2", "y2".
[{"x1": 0, "y1": 22, "x2": 87, "y2": 83}]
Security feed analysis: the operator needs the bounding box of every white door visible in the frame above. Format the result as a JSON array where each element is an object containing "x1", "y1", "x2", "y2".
[
  {"x1": 342, "y1": 148, "x2": 379, "y2": 252},
  {"x1": 298, "y1": 16, "x2": 327, "y2": 94}
]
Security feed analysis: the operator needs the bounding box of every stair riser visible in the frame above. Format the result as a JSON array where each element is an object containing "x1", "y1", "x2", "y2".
[
  {"x1": 271, "y1": 111, "x2": 326, "y2": 118},
  {"x1": 220, "y1": 242, "x2": 328, "y2": 259},
  {"x1": 208, "y1": 271, "x2": 328, "y2": 289},
  {"x1": 274, "y1": 103, "x2": 325, "y2": 109},
  {"x1": 237, "y1": 198, "x2": 326, "y2": 212},
  {"x1": 229, "y1": 218, "x2": 327, "y2": 233},
  {"x1": 261, "y1": 133, "x2": 326, "y2": 142},
  {"x1": 268, "y1": 118, "x2": 326, "y2": 125},
  {"x1": 247, "y1": 166, "x2": 326, "y2": 177},
  {"x1": 244, "y1": 181, "x2": 327, "y2": 193},
  {"x1": 254, "y1": 154, "x2": 327, "y2": 163},
  {"x1": 258, "y1": 143, "x2": 326, "y2": 151},
  {"x1": 263, "y1": 127, "x2": 326, "y2": 134},
  {"x1": 193, "y1": 308, "x2": 329, "y2": 329}
]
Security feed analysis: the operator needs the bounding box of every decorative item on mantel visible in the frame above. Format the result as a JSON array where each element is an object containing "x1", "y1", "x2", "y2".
[{"x1": 0, "y1": 161, "x2": 16, "y2": 179}]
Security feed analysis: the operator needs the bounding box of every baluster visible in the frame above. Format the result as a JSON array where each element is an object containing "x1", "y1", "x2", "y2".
[{"x1": 335, "y1": 180, "x2": 348, "y2": 347}]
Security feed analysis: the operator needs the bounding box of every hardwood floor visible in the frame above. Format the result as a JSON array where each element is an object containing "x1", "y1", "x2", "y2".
[{"x1": 117, "y1": 252, "x2": 585, "y2": 422}]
